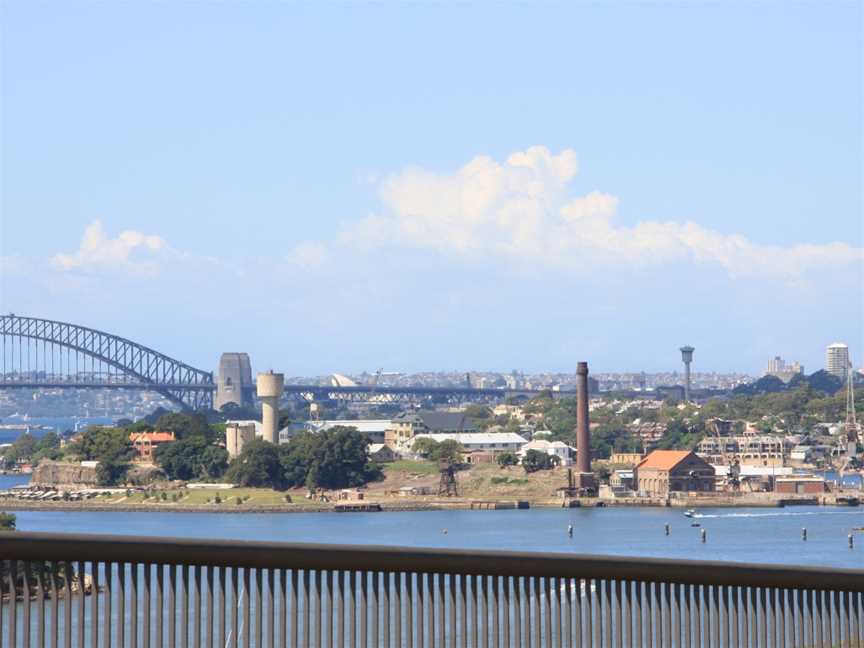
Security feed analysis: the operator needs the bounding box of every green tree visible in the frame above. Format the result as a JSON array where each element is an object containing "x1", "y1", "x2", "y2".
[
  {"x1": 1, "y1": 432, "x2": 63, "y2": 468},
  {"x1": 155, "y1": 437, "x2": 229, "y2": 481},
  {"x1": 95, "y1": 459, "x2": 129, "y2": 486},
  {"x1": 226, "y1": 439, "x2": 284, "y2": 488},
  {"x1": 32, "y1": 432, "x2": 62, "y2": 464},
  {"x1": 521, "y1": 449, "x2": 557, "y2": 473},
  {"x1": 464, "y1": 404, "x2": 492, "y2": 421},
  {"x1": 219, "y1": 402, "x2": 260, "y2": 421},
  {"x1": 656, "y1": 419, "x2": 702, "y2": 450},
  {"x1": 806, "y1": 370, "x2": 843, "y2": 395},
  {"x1": 495, "y1": 452, "x2": 519, "y2": 467},
  {"x1": 71, "y1": 427, "x2": 135, "y2": 463},
  {"x1": 155, "y1": 412, "x2": 215, "y2": 442},
  {"x1": 0, "y1": 512, "x2": 16, "y2": 531},
  {"x1": 591, "y1": 424, "x2": 640, "y2": 459},
  {"x1": 430, "y1": 439, "x2": 463, "y2": 464},
  {"x1": 142, "y1": 407, "x2": 172, "y2": 425},
  {"x1": 279, "y1": 427, "x2": 382, "y2": 490},
  {"x1": 411, "y1": 437, "x2": 439, "y2": 459}
]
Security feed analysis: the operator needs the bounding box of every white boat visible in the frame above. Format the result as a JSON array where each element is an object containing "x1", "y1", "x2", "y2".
[{"x1": 684, "y1": 509, "x2": 696, "y2": 518}]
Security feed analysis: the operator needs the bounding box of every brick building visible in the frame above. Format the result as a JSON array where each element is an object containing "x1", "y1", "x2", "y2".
[
  {"x1": 634, "y1": 450, "x2": 715, "y2": 497},
  {"x1": 129, "y1": 431, "x2": 175, "y2": 463}
]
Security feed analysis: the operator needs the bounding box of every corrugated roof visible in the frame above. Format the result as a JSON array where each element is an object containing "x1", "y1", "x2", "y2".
[
  {"x1": 394, "y1": 411, "x2": 478, "y2": 432},
  {"x1": 413, "y1": 432, "x2": 527, "y2": 445},
  {"x1": 635, "y1": 450, "x2": 693, "y2": 471},
  {"x1": 308, "y1": 420, "x2": 392, "y2": 433}
]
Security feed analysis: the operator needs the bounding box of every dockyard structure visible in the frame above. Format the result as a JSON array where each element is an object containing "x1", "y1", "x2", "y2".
[
  {"x1": 609, "y1": 452, "x2": 644, "y2": 466},
  {"x1": 774, "y1": 476, "x2": 826, "y2": 495},
  {"x1": 627, "y1": 422, "x2": 667, "y2": 447},
  {"x1": 634, "y1": 450, "x2": 715, "y2": 497},
  {"x1": 696, "y1": 435, "x2": 784, "y2": 467}
]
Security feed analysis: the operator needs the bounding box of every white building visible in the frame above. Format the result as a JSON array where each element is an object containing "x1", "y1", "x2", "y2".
[
  {"x1": 412, "y1": 432, "x2": 527, "y2": 454},
  {"x1": 300, "y1": 419, "x2": 393, "y2": 444},
  {"x1": 826, "y1": 343, "x2": 850, "y2": 380},
  {"x1": 517, "y1": 439, "x2": 576, "y2": 466},
  {"x1": 766, "y1": 356, "x2": 803, "y2": 382}
]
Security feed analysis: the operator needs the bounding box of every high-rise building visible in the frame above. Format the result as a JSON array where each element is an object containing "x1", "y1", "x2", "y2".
[
  {"x1": 826, "y1": 343, "x2": 850, "y2": 380},
  {"x1": 766, "y1": 356, "x2": 803, "y2": 383}
]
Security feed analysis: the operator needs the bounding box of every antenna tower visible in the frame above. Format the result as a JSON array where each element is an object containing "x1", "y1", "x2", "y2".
[
  {"x1": 844, "y1": 366, "x2": 860, "y2": 448},
  {"x1": 835, "y1": 365, "x2": 861, "y2": 481}
]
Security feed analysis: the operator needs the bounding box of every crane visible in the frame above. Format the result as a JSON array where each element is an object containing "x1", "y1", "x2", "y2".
[{"x1": 835, "y1": 365, "x2": 861, "y2": 486}]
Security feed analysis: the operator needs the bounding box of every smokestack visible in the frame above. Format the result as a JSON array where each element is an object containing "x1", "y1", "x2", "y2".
[{"x1": 575, "y1": 361, "x2": 591, "y2": 473}]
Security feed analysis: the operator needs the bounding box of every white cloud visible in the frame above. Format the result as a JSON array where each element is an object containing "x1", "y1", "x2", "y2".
[
  {"x1": 337, "y1": 146, "x2": 863, "y2": 282},
  {"x1": 0, "y1": 255, "x2": 29, "y2": 276},
  {"x1": 50, "y1": 220, "x2": 167, "y2": 277},
  {"x1": 283, "y1": 241, "x2": 330, "y2": 270}
]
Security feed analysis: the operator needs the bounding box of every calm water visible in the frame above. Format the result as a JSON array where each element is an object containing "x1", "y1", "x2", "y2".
[
  {"x1": 0, "y1": 473, "x2": 31, "y2": 489},
  {"x1": 0, "y1": 415, "x2": 117, "y2": 443},
  {"x1": 10, "y1": 505, "x2": 864, "y2": 569}
]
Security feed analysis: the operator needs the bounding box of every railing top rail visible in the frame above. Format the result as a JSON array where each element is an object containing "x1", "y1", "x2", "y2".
[{"x1": 1, "y1": 532, "x2": 862, "y2": 592}]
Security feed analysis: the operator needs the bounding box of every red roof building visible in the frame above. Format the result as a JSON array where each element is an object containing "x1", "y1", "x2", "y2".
[
  {"x1": 634, "y1": 450, "x2": 715, "y2": 497},
  {"x1": 129, "y1": 431, "x2": 176, "y2": 463}
]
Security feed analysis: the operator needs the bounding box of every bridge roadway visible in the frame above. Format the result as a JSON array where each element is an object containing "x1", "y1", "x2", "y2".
[
  {"x1": 0, "y1": 380, "x2": 553, "y2": 402},
  {"x1": 0, "y1": 314, "x2": 559, "y2": 407}
]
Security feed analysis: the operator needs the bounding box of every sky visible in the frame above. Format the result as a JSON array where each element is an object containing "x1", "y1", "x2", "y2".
[{"x1": 1, "y1": 2, "x2": 862, "y2": 377}]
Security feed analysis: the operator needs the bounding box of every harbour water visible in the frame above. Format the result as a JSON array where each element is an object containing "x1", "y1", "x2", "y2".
[
  {"x1": 10, "y1": 505, "x2": 864, "y2": 569},
  {"x1": 0, "y1": 415, "x2": 117, "y2": 444}
]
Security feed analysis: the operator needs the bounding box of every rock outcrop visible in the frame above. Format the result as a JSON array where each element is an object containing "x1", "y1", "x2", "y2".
[{"x1": 31, "y1": 461, "x2": 98, "y2": 487}]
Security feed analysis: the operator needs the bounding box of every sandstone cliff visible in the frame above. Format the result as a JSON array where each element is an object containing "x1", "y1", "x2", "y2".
[{"x1": 31, "y1": 461, "x2": 98, "y2": 487}]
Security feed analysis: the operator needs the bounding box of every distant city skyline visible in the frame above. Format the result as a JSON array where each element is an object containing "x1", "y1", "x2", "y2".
[{"x1": 1, "y1": 3, "x2": 862, "y2": 375}]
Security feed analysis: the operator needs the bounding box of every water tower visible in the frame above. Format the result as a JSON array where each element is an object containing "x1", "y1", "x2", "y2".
[
  {"x1": 680, "y1": 346, "x2": 695, "y2": 402},
  {"x1": 256, "y1": 371, "x2": 284, "y2": 444}
]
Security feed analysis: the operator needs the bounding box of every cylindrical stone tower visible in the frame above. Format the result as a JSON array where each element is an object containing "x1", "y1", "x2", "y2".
[
  {"x1": 256, "y1": 371, "x2": 284, "y2": 444},
  {"x1": 575, "y1": 361, "x2": 591, "y2": 474}
]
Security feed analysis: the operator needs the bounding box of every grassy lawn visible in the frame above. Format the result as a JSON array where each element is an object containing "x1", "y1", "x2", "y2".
[{"x1": 382, "y1": 460, "x2": 439, "y2": 475}]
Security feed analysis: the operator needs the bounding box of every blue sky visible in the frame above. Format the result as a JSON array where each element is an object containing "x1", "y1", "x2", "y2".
[{"x1": 1, "y1": 2, "x2": 862, "y2": 376}]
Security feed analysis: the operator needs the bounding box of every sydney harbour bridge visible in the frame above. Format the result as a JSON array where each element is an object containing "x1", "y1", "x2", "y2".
[{"x1": 0, "y1": 314, "x2": 542, "y2": 410}]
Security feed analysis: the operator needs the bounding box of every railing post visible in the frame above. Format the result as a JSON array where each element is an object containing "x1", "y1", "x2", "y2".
[
  {"x1": 142, "y1": 563, "x2": 151, "y2": 648},
  {"x1": 76, "y1": 560, "x2": 86, "y2": 647},
  {"x1": 394, "y1": 572, "x2": 402, "y2": 648},
  {"x1": 458, "y1": 573, "x2": 466, "y2": 648},
  {"x1": 251, "y1": 568, "x2": 260, "y2": 648}
]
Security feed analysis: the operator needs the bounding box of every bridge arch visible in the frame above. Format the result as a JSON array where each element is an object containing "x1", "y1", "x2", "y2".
[{"x1": 0, "y1": 314, "x2": 214, "y2": 410}]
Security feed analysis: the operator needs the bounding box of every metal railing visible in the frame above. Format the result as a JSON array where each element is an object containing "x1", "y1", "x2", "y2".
[{"x1": 1, "y1": 531, "x2": 862, "y2": 647}]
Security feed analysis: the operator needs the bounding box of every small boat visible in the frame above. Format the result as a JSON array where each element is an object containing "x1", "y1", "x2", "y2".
[
  {"x1": 690, "y1": 523, "x2": 701, "y2": 527},
  {"x1": 684, "y1": 509, "x2": 696, "y2": 518}
]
